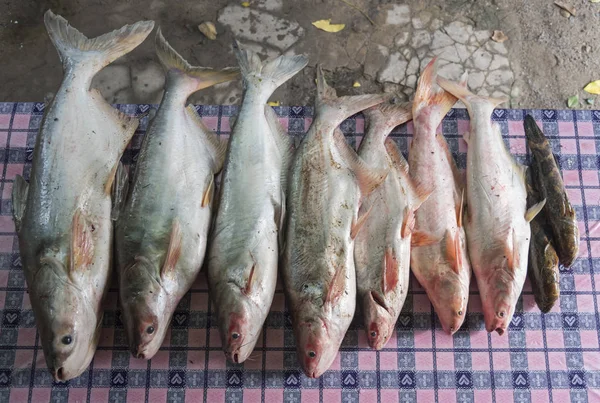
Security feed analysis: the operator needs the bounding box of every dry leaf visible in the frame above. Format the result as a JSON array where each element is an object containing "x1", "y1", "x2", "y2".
[
  {"x1": 584, "y1": 80, "x2": 600, "y2": 94},
  {"x1": 352, "y1": 81, "x2": 361, "y2": 88},
  {"x1": 590, "y1": 0, "x2": 600, "y2": 3},
  {"x1": 198, "y1": 22, "x2": 217, "y2": 40},
  {"x1": 554, "y1": 1, "x2": 576, "y2": 16},
  {"x1": 491, "y1": 30, "x2": 508, "y2": 43},
  {"x1": 567, "y1": 95, "x2": 579, "y2": 108},
  {"x1": 312, "y1": 19, "x2": 346, "y2": 33},
  {"x1": 267, "y1": 101, "x2": 280, "y2": 107},
  {"x1": 241, "y1": 1, "x2": 250, "y2": 6}
]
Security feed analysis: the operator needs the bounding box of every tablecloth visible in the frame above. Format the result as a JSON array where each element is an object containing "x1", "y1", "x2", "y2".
[{"x1": 0, "y1": 102, "x2": 598, "y2": 403}]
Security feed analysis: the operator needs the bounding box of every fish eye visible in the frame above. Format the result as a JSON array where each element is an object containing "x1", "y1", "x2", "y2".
[
  {"x1": 308, "y1": 351, "x2": 316, "y2": 358},
  {"x1": 232, "y1": 332, "x2": 240, "y2": 339},
  {"x1": 146, "y1": 326, "x2": 155, "y2": 334},
  {"x1": 458, "y1": 310, "x2": 463, "y2": 316},
  {"x1": 498, "y1": 311, "x2": 505, "y2": 318},
  {"x1": 370, "y1": 331, "x2": 377, "y2": 338},
  {"x1": 61, "y1": 335, "x2": 72, "y2": 345}
]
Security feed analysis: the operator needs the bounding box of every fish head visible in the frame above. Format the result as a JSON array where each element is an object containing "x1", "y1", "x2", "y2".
[
  {"x1": 119, "y1": 258, "x2": 169, "y2": 360},
  {"x1": 481, "y1": 261, "x2": 521, "y2": 335},
  {"x1": 214, "y1": 289, "x2": 262, "y2": 364},
  {"x1": 362, "y1": 291, "x2": 394, "y2": 350},
  {"x1": 294, "y1": 314, "x2": 342, "y2": 378},
  {"x1": 34, "y1": 257, "x2": 99, "y2": 381},
  {"x1": 430, "y1": 269, "x2": 468, "y2": 334}
]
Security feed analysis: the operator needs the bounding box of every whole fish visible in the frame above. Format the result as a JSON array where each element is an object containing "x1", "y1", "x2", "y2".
[
  {"x1": 355, "y1": 103, "x2": 429, "y2": 350},
  {"x1": 115, "y1": 30, "x2": 238, "y2": 360},
  {"x1": 408, "y1": 60, "x2": 471, "y2": 335},
  {"x1": 11, "y1": 11, "x2": 153, "y2": 381},
  {"x1": 282, "y1": 66, "x2": 389, "y2": 378},
  {"x1": 437, "y1": 78, "x2": 545, "y2": 335},
  {"x1": 207, "y1": 43, "x2": 308, "y2": 364},
  {"x1": 524, "y1": 115, "x2": 579, "y2": 267},
  {"x1": 526, "y1": 170, "x2": 560, "y2": 313}
]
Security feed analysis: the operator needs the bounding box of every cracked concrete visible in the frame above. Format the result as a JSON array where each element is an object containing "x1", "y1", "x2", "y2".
[{"x1": 1, "y1": 0, "x2": 599, "y2": 109}]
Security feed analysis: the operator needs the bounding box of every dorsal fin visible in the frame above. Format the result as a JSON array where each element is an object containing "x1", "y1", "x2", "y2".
[{"x1": 161, "y1": 220, "x2": 182, "y2": 278}]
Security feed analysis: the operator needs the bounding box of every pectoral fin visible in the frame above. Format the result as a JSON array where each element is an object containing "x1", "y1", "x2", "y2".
[
  {"x1": 243, "y1": 252, "x2": 257, "y2": 296},
  {"x1": 401, "y1": 206, "x2": 416, "y2": 238},
  {"x1": 70, "y1": 209, "x2": 94, "y2": 273},
  {"x1": 351, "y1": 204, "x2": 372, "y2": 239},
  {"x1": 201, "y1": 176, "x2": 215, "y2": 208},
  {"x1": 325, "y1": 264, "x2": 346, "y2": 304},
  {"x1": 11, "y1": 175, "x2": 29, "y2": 233},
  {"x1": 383, "y1": 247, "x2": 399, "y2": 295},
  {"x1": 457, "y1": 189, "x2": 464, "y2": 228},
  {"x1": 525, "y1": 199, "x2": 546, "y2": 223},
  {"x1": 111, "y1": 162, "x2": 129, "y2": 221},
  {"x1": 161, "y1": 221, "x2": 182, "y2": 278},
  {"x1": 445, "y1": 229, "x2": 462, "y2": 275}
]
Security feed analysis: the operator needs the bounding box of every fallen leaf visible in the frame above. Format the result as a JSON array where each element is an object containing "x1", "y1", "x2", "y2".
[
  {"x1": 267, "y1": 101, "x2": 280, "y2": 107},
  {"x1": 554, "y1": 1, "x2": 576, "y2": 16},
  {"x1": 241, "y1": 1, "x2": 250, "y2": 6},
  {"x1": 352, "y1": 81, "x2": 361, "y2": 88},
  {"x1": 198, "y1": 22, "x2": 217, "y2": 40},
  {"x1": 567, "y1": 94, "x2": 579, "y2": 108},
  {"x1": 491, "y1": 30, "x2": 508, "y2": 43},
  {"x1": 591, "y1": 0, "x2": 600, "y2": 3},
  {"x1": 312, "y1": 19, "x2": 346, "y2": 33},
  {"x1": 584, "y1": 80, "x2": 600, "y2": 94},
  {"x1": 586, "y1": 98, "x2": 595, "y2": 106}
]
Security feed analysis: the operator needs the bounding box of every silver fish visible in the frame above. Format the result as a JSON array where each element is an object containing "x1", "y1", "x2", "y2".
[
  {"x1": 408, "y1": 60, "x2": 471, "y2": 335},
  {"x1": 438, "y1": 77, "x2": 545, "y2": 335},
  {"x1": 11, "y1": 10, "x2": 154, "y2": 381},
  {"x1": 207, "y1": 43, "x2": 308, "y2": 364},
  {"x1": 115, "y1": 30, "x2": 238, "y2": 360},
  {"x1": 282, "y1": 67, "x2": 389, "y2": 378},
  {"x1": 355, "y1": 103, "x2": 429, "y2": 349}
]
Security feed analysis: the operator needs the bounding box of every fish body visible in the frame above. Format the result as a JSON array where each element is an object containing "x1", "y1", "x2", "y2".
[
  {"x1": 115, "y1": 30, "x2": 238, "y2": 359},
  {"x1": 524, "y1": 115, "x2": 579, "y2": 267},
  {"x1": 437, "y1": 79, "x2": 544, "y2": 335},
  {"x1": 526, "y1": 171, "x2": 560, "y2": 313},
  {"x1": 11, "y1": 11, "x2": 154, "y2": 381},
  {"x1": 355, "y1": 103, "x2": 426, "y2": 349},
  {"x1": 408, "y1": 60, "x2": 471, "y2": 335},
  {"x1": 207, "y1": 43, "x2": 308, "y2": 364},
  {"x1": 282, "y1": 67, "x2": 389, "y2": 377}
]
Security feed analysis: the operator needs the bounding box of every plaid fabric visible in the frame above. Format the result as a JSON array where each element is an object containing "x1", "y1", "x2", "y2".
[{"x1": 0, "y1": 102, "x2": 599, "y2": 403}]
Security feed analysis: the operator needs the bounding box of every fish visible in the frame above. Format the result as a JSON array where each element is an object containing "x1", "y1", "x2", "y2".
[
  {"x1": 282, "y1": 66, "x2": 389, "y2": 378},
  {"x1": 407, "y1": 60, "x2": 472, "y2": 335},
  {"x1": 524, "y1": 115, "x2": 579, "y2": 267},
  {"x1": 437, "y1": 78, "x2": 545, "y2": 335},
  {"x1": 355, "y1": 102, "x2": 429, "y2": 350},
  {"x1": 525, "y1": 170, "x2": 560, "y2": 313},
  {"x1": 115, "y1": 30, "x2": 238, "y2": 360},
  {"x1": 207, "y1": 42, "x2": 308, "y2": 364},
  {"x1": 10, "y1": 10, "x2": 154, "y2": 381}
]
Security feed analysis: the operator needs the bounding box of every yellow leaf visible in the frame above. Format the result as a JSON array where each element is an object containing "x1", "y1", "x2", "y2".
[
  {"x1": 241, "y1": 1, "x2": 250, "y2": 6},
  {"x1": 584, "y1": 80, "x2": 600, "y2": 94},
  {"x1": 312, "y1": 19, "x2": 345, "y2": 33},
  {"x1": 267, "y1": 101, "x2": 280, "y2": 107},
  {"x1": 352, "y1": 81, "x2": 361, "y2": 88}
]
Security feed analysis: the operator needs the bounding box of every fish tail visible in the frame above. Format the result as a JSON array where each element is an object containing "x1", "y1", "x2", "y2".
[
  {"x1": 412, "y1": 58, "x2": 461, "y2": 132},
  {"x1": 156, "y1": 29, "x2": 239, "y2": 97},
  {"x1": 44, "y1": 10, "x2": 154, "y2": 87},
  {"x1": 437, "y1": 74, "x2": 507, "y2": 118},
  {"x1": 233, "y1": 40, "x2": 308, "y2": 104},
  {"x1": 316, "y1": 65, "x2": 391, "y2": 129},
  {"x1": 363, "y1": 102, "x2": 412, "y2": 143}
]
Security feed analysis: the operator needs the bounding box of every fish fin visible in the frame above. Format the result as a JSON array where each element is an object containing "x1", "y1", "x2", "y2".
[
  {"x1": 401, "y1": 206, "x2": 416, "y2": 238},
  {"x1": 275, "y1": 190, "x2": 286, "y2": 253},
  {"x1": 243, "y1": 252, "x2": 257, "y2": 295},
  {"x1": 44, "y1": 10, "x2": 154, "y2": 87},
  {"x1": 506, "y1": 228, "x2": 519, "y2": 272},
  {"x1": 383, "y1": 247, "x2": 400, "y2": 295},
  {"x1": 363, "y1": 102, "x2": 412, "y2": 144},
  {"x1": 435, "y1": 133, "x2": 463, "y2": 185},
  {"x1": 462, "y1": 131, "x2": 470, "y2": 145},
  {"x1": 444, "y1": 229, "x2": 462, "y2": 275},
  {"x1": 411, "y1": 230, "x2": 440, "y2": 247},
  {"x1": 110, "y1": 162, "x2": 129, "y2": 221},
  {"x1": 437, "y1": 75, "x2": 508, "y2": 117},
  {"x1": 525, "y1": 199, "x2": 546, "y2": 223},
  {"x1": 351, "y1": 204, "x2": 373, "y2": 239},
  {"x1": 70, "y1": 209, "x2": 95, "y2": 273},
  {"x1": 184, "y1": 105, "x2": 228, "y2": 172},
  {"x1": 316, "y1": 65, "x2": 391, "y2": 128},
  {"x1": 11, "y1": 175, "x2": 29, "y2": 233},
  {"x1": 412, "y1": 58, "x2": 459, "y2": 134},
  {"x1": 333, "y1": 129, "x2": 388, "y2": 196},
  {"x1": 264, "y1": 105, "x2": 294, "y2": 188},
  {"x1": 325, "y1": 263, "x2": 346, "y2": 304},
  {"x1": 384, "y1": 138, "x2": 409, "y2": 175},
  {"x1": 457, "y1": 188, "x2": 465, "y2": 227},
  {"x1": 161, "y1": 221, "x2": 182, "y2": 278},
  {"x1": 201, "y1": 176, "x2": 215, "y2": 208},
  {"x1": 233, "y1": 40, "x2": 308, "y2": 103},
  {"x1": 156, "y1": 29, "x2": 239, "y2": 97}
]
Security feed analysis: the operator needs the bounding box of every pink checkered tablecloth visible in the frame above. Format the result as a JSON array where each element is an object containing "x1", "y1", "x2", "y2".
[{"x1": 0, "y1": 102, "x2": 599, "y2": 403}]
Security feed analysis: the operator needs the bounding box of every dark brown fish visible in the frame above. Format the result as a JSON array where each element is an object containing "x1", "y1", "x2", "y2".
[
  {"x1": 526, "y1": 171, "x2": 560, "y2": 313},
  {"x1": 524, "y1": 115, "x2": 579, "y2": 267}
]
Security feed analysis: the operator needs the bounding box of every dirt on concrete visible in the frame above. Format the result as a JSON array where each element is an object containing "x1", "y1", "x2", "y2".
[{"x1": 0, "y1": 0, "x2": 599, "y2": 109}]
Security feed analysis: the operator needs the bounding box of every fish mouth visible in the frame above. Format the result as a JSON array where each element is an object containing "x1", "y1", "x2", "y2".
[{"x1": 51, "y1": 367, "x2": 67, "y2": 382}]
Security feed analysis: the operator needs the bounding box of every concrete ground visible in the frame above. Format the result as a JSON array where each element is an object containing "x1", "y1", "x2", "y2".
[{"x1": 0, "y1": 0, "x2": 599, "y2": 110}]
